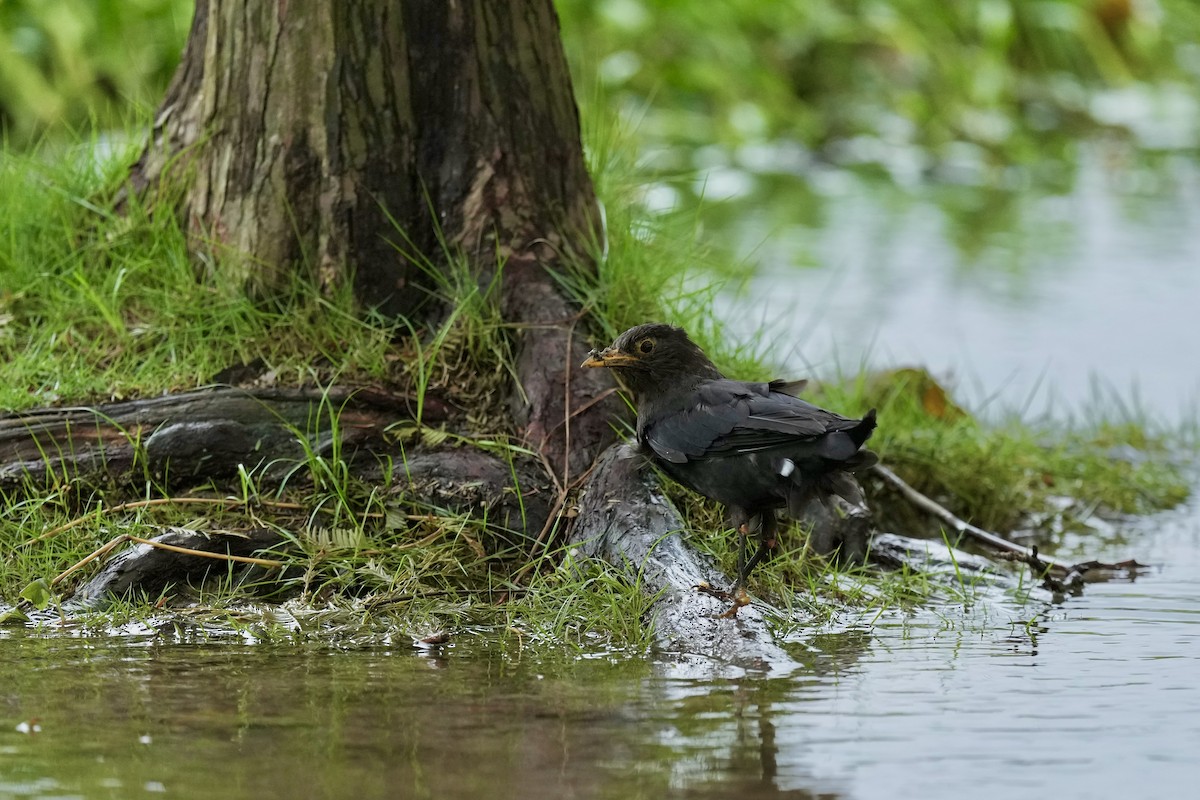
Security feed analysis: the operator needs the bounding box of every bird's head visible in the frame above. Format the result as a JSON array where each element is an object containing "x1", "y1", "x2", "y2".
[{"x1": 581, "y1": 323, "x2": 723, "y2": 398}]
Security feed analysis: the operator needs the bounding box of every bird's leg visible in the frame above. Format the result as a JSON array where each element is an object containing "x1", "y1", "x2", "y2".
[
  {"x1": 734, "y1": 519, "x2": 749, "y2": 587},
  {"x1": 702, "y1": 515, "x2": 779, "y2": 619},
  {"x1": 739, "y1": 513, "x2": 778, "y2": 583},
  {"x1": 716, "y1": 514, "x2": 778, "y2": 618},
  {"x1": 695, "y1": 510, "x2": 757, "y2": 615},
  {"x1": 695, "y1": 511, "x2": 764, "y2": 618}
]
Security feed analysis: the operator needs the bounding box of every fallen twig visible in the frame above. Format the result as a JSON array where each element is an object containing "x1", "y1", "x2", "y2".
[
  {"x1": 124, "y1": 534, "x2": 287, "y2": 568},
  {"x1": 871, "y1": 464, "x2": 1068, "y2": 574},
  {"x1": 51, "y1": 535, "x2": 131, "y2": 587},
  {"x1": 871, "y1": 464, "x2": 1148, "y2": 591},
  {"x1": 23, "y1": 495, "x2": 389, "y2": 548},
  {"x1": 26, "y1": 497, "x2": 232, "y2": 547},
  {"x1": 50, "y1": 530, "x2": 288, "y2": 589}
]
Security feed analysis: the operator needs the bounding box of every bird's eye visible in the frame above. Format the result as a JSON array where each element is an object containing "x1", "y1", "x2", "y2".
[{"x1": 638, "y1": 338, "x2": 655, "y2": 354}]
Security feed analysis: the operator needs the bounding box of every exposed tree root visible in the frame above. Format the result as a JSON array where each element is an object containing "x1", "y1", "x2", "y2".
[
  {"x1": 3, "y1": 384, "x2": 1149, "y2": 659},
  {"x1": 66, "y1": 527, "x2": 288, "y2": 609},
  {"x1": 570, "y1": 444, "x2": 800, "y2": 672},
  {"x1": 0, "y1": 385, "x2": 431, "y2": 491}
]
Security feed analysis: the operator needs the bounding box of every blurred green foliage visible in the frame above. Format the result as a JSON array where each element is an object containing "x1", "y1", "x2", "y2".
[
  {"x1": 557, "y1": 0, "x2": 1200, "y2": 170},
  {"x1": 2, "y1": 0, "x2": 1198, "y2": 167},
  {"x1": 0, "y1": 0, "x2": 190, "y2": 141}
]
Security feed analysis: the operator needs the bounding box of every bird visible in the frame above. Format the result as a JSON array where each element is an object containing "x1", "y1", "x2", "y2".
[{"x1": 581, "y1": 322, "x2": 877, "y2": 616}]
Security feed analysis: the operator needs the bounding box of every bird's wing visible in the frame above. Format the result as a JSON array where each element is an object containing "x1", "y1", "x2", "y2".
[
  {"x1": 643, "y1": 380, "x2": 860, "y2": 463},
  {"x1": 768, "y1": 378, "x2": 808, "y2": 397}
]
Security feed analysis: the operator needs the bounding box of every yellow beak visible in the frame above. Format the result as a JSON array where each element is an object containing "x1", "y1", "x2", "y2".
[{"x1": 581, "y1": 348, "x2": 640, "y2": 369}]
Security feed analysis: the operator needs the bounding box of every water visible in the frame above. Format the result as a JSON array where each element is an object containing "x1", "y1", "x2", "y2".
[
  {"x1": 765, "y1": 497, "x2": 1200, "y2": 798},
  {"x1": 706, "y1": 144, "x2": 1200, "y2": 422},
  {"x1": 3, "y1": 491, "x2": 1198, "y2": 799}
]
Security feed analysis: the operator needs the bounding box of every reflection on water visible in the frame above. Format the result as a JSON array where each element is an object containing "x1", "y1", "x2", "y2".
[
  {"x1": 0, "y1": 633, "x2": 811, "y2": 800},
  {"x1": 2, "y1": 491, "x2": 1198, "y2": 800},
  {"x1": 697, "y1": 144, "x2": 1200, "y2": 420}
]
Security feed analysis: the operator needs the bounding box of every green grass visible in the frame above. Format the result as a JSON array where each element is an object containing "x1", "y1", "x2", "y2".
[
  {"x1": 0, "y1": 120, "x2": 1194, "y2": 649},
  {"x1": 0, "y1": 135, "x2": 402, "y2": 410},
  {"x1": 0, "y1": 141, "x2": 660, "y2": 645},
  {"x1": 814, "y1": 368, "x2": 1190, "y2": 527}
]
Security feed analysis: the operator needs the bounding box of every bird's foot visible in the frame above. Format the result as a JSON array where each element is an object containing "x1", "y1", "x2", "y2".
[
  {"x1": 694, "y1": 582, "x2": 752, "y2": 617},
  {"x1": 694, "y1": 581, "x2": 733, "y2": 602}
]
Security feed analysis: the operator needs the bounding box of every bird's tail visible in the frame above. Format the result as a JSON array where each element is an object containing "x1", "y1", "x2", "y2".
[
  {"x1": 785, "y1": 409, "x2": 878, "y2": 515},
  {"x1": 849, "y1": 408, "x2": 877, "y2": 448},
  {"x1": 817, "y1": 470, "x2": 868, "y2": 508}
]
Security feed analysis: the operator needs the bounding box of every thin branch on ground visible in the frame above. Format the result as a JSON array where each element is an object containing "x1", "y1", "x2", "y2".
[
  {"x1": 50, "y1": 531, "x2": 287, "y2": 589},
  {"x1": 871, "y1": 463, "x2": 1147, "y2": 591},
  {"x1": 51, "y1": 535, "x2": 131, "y2": 587},
  {"x1": 124, "y1": 534, "x2": 287, "y2": 567},
  {"x1": 871, "y1": 464, "x2": 1069, "y2": 573}
]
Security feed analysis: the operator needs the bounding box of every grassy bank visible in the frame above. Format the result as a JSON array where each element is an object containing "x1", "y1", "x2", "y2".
[{"x1": 0, "y1": 121, "x2": 1193, "y2": 647}]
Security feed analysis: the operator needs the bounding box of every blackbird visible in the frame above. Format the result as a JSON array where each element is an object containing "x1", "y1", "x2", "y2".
[{"x1": 582, "y1": 323, "x2": 877, "y2": 615}]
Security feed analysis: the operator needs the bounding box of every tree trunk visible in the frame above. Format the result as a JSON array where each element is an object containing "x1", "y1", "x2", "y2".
[
  {"x1": 129, "y1": 0, "x2": 614, "y2": 479},
  {"x1": 132, "y1": 0, "x2": 597, "y2": 310}
]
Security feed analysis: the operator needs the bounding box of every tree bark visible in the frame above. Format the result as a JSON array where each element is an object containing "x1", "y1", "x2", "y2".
[
  {"x1": 0, "y1": 386, "x2": 420, "y2": 491},
  {"x1": 131, "y1": 0, "x2": 597, "y2": 310},
  {"x1": 128, "y1": 0, "x2": 615, "y2": 479}
]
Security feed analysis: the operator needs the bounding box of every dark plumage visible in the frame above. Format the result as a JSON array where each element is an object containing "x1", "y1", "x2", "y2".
[{"x1": 582, "y1": 323, "x2": 877, "y2": 615}]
